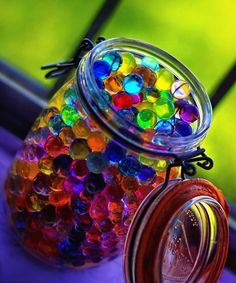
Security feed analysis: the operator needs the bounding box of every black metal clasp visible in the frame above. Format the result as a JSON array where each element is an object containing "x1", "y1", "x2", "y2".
[
  {"x1": 41, "y1": 37, "x2": 106, "y2": 79},
  {"x1": 161, "y1": 147, "x2": 214, "y2": 190}
]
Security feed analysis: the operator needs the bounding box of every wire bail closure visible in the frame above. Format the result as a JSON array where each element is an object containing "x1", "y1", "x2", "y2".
[
  {"x1": 41, "y1": 37, "x2": 106, "y2": 79},
  {"x1": 162, "y1": 147, "x2": 214, "y2": 190}
]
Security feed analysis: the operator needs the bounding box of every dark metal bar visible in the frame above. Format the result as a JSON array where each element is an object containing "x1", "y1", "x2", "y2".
[
  {"x1": 210, "y1": 62, "x2": 236, "y2": 109},
  {"x1": 48, "y1": 0, "x2": 121, "y2": 97}
]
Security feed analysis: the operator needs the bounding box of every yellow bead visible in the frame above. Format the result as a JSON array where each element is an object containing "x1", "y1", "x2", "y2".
[
  {"x1": 155, "y1": 69, "x2": 175, "y2": 91},
  {"x1": 136, "y1": 101, "x2": 153, "y2": 112},
  {"x1": 118, "y1": 52, "x2": 137, "y2": 75},
  {"x1": 59, "y1": 126, "x2": 75, "y2": 146},
  {"x1": 72, "y1": 119, "x2": 91, "y2": 138},
  {"x1": 38, "y1": 155, "x2": 54, "y2": 175}
]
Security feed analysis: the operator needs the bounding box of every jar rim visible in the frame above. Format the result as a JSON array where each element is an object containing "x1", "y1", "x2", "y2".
[{"x1": 77, "y1": 38, "x2": 212, "y2": 157}]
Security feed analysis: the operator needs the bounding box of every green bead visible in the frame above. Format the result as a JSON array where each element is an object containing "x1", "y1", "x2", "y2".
[
  {"x1": 154, "y1": 98, "x2": 175, "y2": 120},
  {"x1": 61, "y1": 105, "x2": 79, "y2": 126},
  {"x1": 153, "y1": 159, "x2": 170, "y2": 172},
  {"x1": 137, "y1": 109, "x2": 157, "y2": 129},
  {"x1": 138, "y1": 154, "x2": 155, "y2": 166},
  {"x1": 160, "y1": 90, "x2": 173, "y2": 100}
]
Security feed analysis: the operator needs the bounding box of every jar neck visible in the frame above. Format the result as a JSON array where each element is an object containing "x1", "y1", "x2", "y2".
[{"x1": 75, "y1": 38, "x2": 212, "y2": 158}]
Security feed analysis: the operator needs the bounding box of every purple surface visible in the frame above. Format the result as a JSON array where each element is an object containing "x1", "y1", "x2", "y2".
[{"x1": 0, "y1": 127, "x2": 235, "y2": 283}]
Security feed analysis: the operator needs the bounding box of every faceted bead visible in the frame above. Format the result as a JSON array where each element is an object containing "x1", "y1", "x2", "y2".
[
  {"x1": 86, "y1": 152, "x2": 108, "y2": 174},
  {"x1": 72, "y1": 119, "x2": 91, "y2": 139},
  {"x1": 59, "y1": 126, "x2": 75, "y2": 146},
  {"x1": 61, "y1": 105, "x2": 80, "y2": 126},
  {"x1": 118, "y1": 156, "x2": 141, "y2": 176},
  {"x1": 44, "y1": 136, "x2": 68, "y2": 157},
  {"x1": 53, "y1": 154, "x2": 72, "y2": 177},
  {"x1": 87, "y1": 131, "x2": 106, "y2": 152},
  {"x1": 49, "y1": 191, "x2": 70, "y2": 206},
  {"x1": 104, "y1": 141, "x2": 126, "y2": 162},
  {"x1": 71, "y1": 159, "x2": 89, "y2": 178},
  {"x1": 48, "y1": 114, "x2": 66, "y2": 135},
  {"x1": 121, "y1": 176, "x2": 139, "y2": 193},
  {"x1": 69, "y1": 139, "x2": 90, "y2": 160}
]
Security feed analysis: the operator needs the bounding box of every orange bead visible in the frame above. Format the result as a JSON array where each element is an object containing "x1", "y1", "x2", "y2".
[
  {"x1": 170, "y1": 166, "x2": 180, "y2": 179},
  {"x1": 132, "y1": 66, "x2": 157, "y2": 87},
  {"x1": 121, "y1": 176, "x2": 139, "y2": 193},
  {"x1": 49, "y1": 191, "x2": 70, "y2": 206},
  {"x1": 50, "y1": 175, "x2": 65, "y2": 191},
  {"x1": 108, "y1": 201, "x2": 124, "y2": 213},
  {"x1": 72, "y1": 119, "x2": 91, "y2": 138},
  {"x1": 59, "y1": 126, "x2": 75, "y2": 146},
  {"x1": 104, "y1": 75, "x2": 123, "y2": 94},
  {"x1": 109, "y1": 212, "x2": 122, "y2": 224},
  {"x1": 87, "y1": 131, "x2": 106, "y2": 152},
  {"x1": 15, "y1": 159, "x2": 39, "y2": 180},
  {"x1": 44, "y1": 136, "x2": 68, "y2": 157},
  {"x1": 141, "y1": 128, "x2": 156, "y2": 142}
]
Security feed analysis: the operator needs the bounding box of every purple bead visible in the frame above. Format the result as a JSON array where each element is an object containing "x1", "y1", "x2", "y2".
[
  {"x1": 137, "y1": 165, "x2": 156, "y2": 182},
  {"x1": 174, "y1": 99, "x2": 189, "y2": 109},
  {"x1": 64, "y1": 176, "x2": 84, "y2": 194},
  {"x1": 180, "y1": 104, "x2": 199, "y2": 123}
]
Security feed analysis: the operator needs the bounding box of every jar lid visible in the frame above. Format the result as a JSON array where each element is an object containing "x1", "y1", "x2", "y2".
[{"x1": 124, "y1": 178, "x2": 229, "y2": 283}]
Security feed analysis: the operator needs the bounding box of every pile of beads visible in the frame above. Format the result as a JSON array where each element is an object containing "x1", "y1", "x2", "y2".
[
  {"x1": 4, "y1": 48, "x2": 199, "y2": 269},
  {"x1": 93, "y1": 51, "x2": 199, "y2": 138}
]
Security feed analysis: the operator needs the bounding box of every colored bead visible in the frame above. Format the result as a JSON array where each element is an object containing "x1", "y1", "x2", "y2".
[
  {"x1": 131, "y1": 93, "x2": 143, "y2": 104},
  {"x1": 155, "y1": 120, "x2": 174, "y2": 135},
  {"x1": 137, "y1": 109, "x2": 157, "y2": 129},
  {"x1": 175, "y1": 99, "x2": 189, "y2": 110},
  {"x1": 93, "y1": 60, "x2": 111, "y2": 79},
  {"x1": 73, "y1": 198, "x2": 87, "y2": 215},
  {"x1": 104, "y1": 141, "x2": 126, "y2": 162},
  {"x1": 118, "y1": 156, "x2": 141, "y2": 176},
  {"x1": 71, "y1": 159, "x2": 89, "y2": 178},
  {"x1": 72, "y1": 119, "x2": 91, "y2": 139},
  {"x1": 64, "y1": 176, "x2": 84, "y2": 194},
  {"x1": 155, "y1": 69, "x2": 175, "y2": 91},
  {"x1": 87, "y1": 131, "x2": 106, "y2": 152},
  {"x1": 102, "y1": 51, "x2": 122, "y2": 71},
  {"x1": 85, "y1": 173, "x2": 106, "y2": 193},
  {"x1": 146, "y1": 88, "x2": 160, "y2": 103},
  {"x1": 117, "y1": 109, "x2": 136, "y2": 123},
  {"x1": 53, "y1": 154, "x2": 72, "y2": 177},
  {"x1": 48, "y1": 114, "x2": 66, "y2": 135},
  {"x1": 154, "y1": 98, "x2": 175, "y2": 120},
  {"x1": 175, "y1": 121, "x2": 193, "y2": 136},
  {"x1": 59, "y1": 126, "x2": 75, "y2": 146},
  {"x1": 86, "y1": 152, "x2": 108, "y2": 174},
  {"x1": 44, "y1": 136, "x2": 67, "y2": 157},
  {"x1": 69, "y1": 139, "x2": 90, "y2": 160},
  {"x1": 153, "y1": 159, "x2": 170, "y2": 172},
  {"x1": 33, "y1": 173, "x2": 51, "y2": 195},
  {"x1": 137, "y1": 165, "x2": 156, "y2": 183},
  {"x1": 50, "y1": 175, "x2": 64, "y2": 191},
  {"x1": 104, "y1": 184, "x2": 124, "y2": 202},
  {"x1": 41, "y1": 205, "x2": 56, "y2": 224},
  {"x1": 113, "y1": 92, "x2": 133, "y2": 109},
  {"x1": 136, "y1": 101, "x2": 153, "y2": 112},
  {"x1": 64, "y1": 87, "x2": 78, "y2": 105},
  {"x1": 49, "y1": 191, "x2": 70, "y2": 206},
  {"x1": 61, "y1": 105, "x2": 79, "y2": 126},
  {"x1": 89, "y1": 195, "x2": 108, "y2": 222},
  {"x1": 95, "y1": 77, "x2": 105, "y2": 90},
  {"x1": 38, "y1": 155, "x2": 54, "y2": 175},
  {"x1": 121, "y1": 176, "x2": 139, "y2": 193},
  {"x1": 103, "y1": 166, "x2": 122, "y2": 186},
  {"x1": 132, "y1": 66, "x2": 157, "y2": 88},
  {"x1": 42, "y1": 107, "x2": 59, "y2": 124},
  {"x1": 171, "y1": 80, "x2": 190, "y2": 99},
  {"x1": 180, "y1": 104, "x2": 199, "y2": 123},
  {"x1": 141, "y1": 56, "x2": 159, "y2": 71},
  {"x1": 160, "y1": 90, "x2": 173, "y2": 100},
  {"x1": 138, "y1": 155, "x2": 155, "y2": 166},
  {"x1": 118, "y1": 52, "x2": 136, "y2": 75},
  {"x1": 25, "y1": 193, "x2": 45, "y2": 212},
  {"x1": 123, "y1": 74, "x2": 144, "y2": 94},
  {"x1": 104, "y1": 75, "x2": 123, "y2": 94}
]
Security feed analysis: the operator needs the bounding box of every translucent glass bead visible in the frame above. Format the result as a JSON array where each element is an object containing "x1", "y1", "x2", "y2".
[
  {"x1": 113, "y1": 92, "x2": 133, "y2": 109},
  {"x1": 154, "y1": 98, "x2": 175, "y2": 120},
  {"x1": 171, "y1": 80, "x2": 191, "y2": 100},
  {"x1": 102, "y1": 51, "x2": 122, "y2": 71},
  {"x1": 104, "y1": 141, "x2": 126, "y2": 162},
  {"x1": 118, "y1": 155, "x2": 141, "y2": 176},
  {"x1": 118, "y1": 52, "x2": 136, "y2": 75},
  {"x1": 93, "y1": 60, "x2": 111, "y2": 79},
  {"x1": 141, "y1": 56, "x2": 159, "y2": 71},
  {"x1": 86, "y1": 152, "x2": 108, "y2": 174},
  {"x1": 137, "y1": 109, "x2": 157, "y2": 129},
  {"x1": 180, "y1": 104, "x2": 199, "y2": 123},
  {"x1": 132, "y1": 66, "x2": 157, "y2": 88},
  {"x1": 175, "y1": 121, "x2": 193, "y2": 136},
  {"x1": 155, "y1": 120, "x2": 173, "y2": 135},
  {"x1": 155, "y1": 69, "x2": 175, "y2": 91},
  {"x1": 123, "y1": 74, "x2": 144, "y2": 94},
  {"x1": 104, "y1": 75, "x2": 123, "y2": 94},
  {"x1": 61, "y1": 105, "x2": 80, "y2": 126}
]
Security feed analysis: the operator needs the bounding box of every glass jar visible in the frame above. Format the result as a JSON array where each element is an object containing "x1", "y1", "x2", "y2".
[{"x1": 4, "y1": 38, "x2": 228, "y2": 276}]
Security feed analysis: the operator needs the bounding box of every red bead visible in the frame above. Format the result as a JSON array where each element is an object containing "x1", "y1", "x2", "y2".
[{"x1": 113, "y1": 92, "x2": 133, "y2": 109}]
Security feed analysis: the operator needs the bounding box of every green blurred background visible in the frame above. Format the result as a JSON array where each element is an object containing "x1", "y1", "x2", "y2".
[{"x1": 1, "y1": 0, "x2": 236, "y2": 202}]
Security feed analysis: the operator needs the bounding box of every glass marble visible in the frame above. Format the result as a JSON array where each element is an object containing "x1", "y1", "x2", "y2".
[
  {"x1": 102, "y1": 51, "x2": 122, "y2": 71},
  {"x1": 113, "y1": 92, "x2": 133, "y2": 109},
  {"x1": 137, "y1": 109, "x2": 157, "y2": 129},
  {"x1": 180, "y1": 104, "x2": 199, "y2": 123},
  {"x1": 175, "y1": 121, "x2": 193, "y2": 136},
  {"x1": 104, "y1": 75, "x2": 123, "y2": 94},
  {"x1": 154, "y1": 98, "x2": 175, "y2": 120},
  {"x1": 123, "y1": 74, "x2": 144, "y2": 94},
  {"x1": 171, "y1": 80, "x2": 191, "y2": 100},
  {"x1": 132, "y1": 66, "x2": 157, "y2": 88}
]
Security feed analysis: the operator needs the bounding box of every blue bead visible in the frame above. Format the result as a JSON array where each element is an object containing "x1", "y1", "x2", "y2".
[
  {"x1": 86, "y1": 152, "x2": 108, "y2": 174},
  {"x1": 85, "y1": 173, "x2": 106, "y2": 193},
  {"x1": 102, "y1": 51, "x2": 122, "y2": 71},
  {"x1": 48, "y1": 114, "x2": 66, "y2": 135},
  {"x1": 104, "y1": 141, "x2": 126, "y2": 162},
  {"x1": 155, "y1": 120, "x2": 174, "y2": 135},
  {"x1": 117, "y1": 108, "x2": 135, "y2": 123},
  {"x1": 58, "y1": 240, "x2": 77, "y2": 258},
  {"x1": 53, "y1": 154, "x2": 72, "y2": 176},
  {"x1": 137, "y1": 165, "x2": 156, "y2": 182},
  {"x1": 123, "y1": 74, "x2": 144, "y2": 94},
  {"x1": 93, "y1": 60, "x2": 111, "y2": 79},
  {"x1": 175, "y1": 122, "x2": 193, "y2": 136},
  {"x1": 95, "y1": 77, "x2": 105, "y2": 90},
  {"x1": 118, "y1": 155, "x2": 141, "y2": 176},
  {"x1": 73, "y1": 198, "x2": 87, "y2": 215}
]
